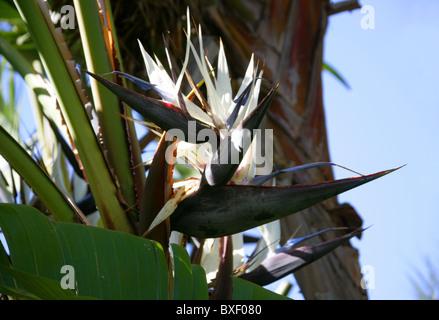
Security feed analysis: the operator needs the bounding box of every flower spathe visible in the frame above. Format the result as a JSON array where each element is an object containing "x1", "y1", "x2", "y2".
[{"x1": 137, "y1": 8, "x2": 279, "y2": 281}]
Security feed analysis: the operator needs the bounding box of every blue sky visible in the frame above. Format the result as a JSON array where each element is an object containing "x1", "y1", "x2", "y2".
[{"x1": 322, "y1": 0, "x2": 439, "y2": 299}]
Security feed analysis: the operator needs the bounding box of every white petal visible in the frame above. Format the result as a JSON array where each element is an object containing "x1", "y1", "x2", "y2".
[
  {"x1": 233, "y1": 70, "x2": 263, "y2": 126},
  {"x1": 138, "y1": 40, "x2": 177, "y2": 105},
  {"x1": 188, "y1": 26, "x2": 225, "y2": 125},
  {"x1": 200, "y1": 238, "x2": 220, "y2": 282},
  {"x1": 231, "y1": 137, "x2": 257, "y2": 184},
  {"x1": 184, "y1": 97, "x2": 214, "y2": 127},
  {"x1": 234, "y1": 54, "x2": 255, "y2": 100},
  {"x1": 232, "y1": 233, "x2": 245, "y2": 270},
  {"x1": 258, "y1": 220, "x2": 281, "y2": 258},
  {"x1": 175, "y1": 140, "x2": 211, "y2": 171},
  {"x1": 174, "y1": 8, "x2": 192, "y2": 99},
  {"x1": 245, "y1": 237, "x2": 267, "y2": 272},
  {"x1": 216, "y1": 39, "x2": 233, "y2": 119},
  {"x1": 243, "y1": 71, "x2": 263, "y2": 118}
]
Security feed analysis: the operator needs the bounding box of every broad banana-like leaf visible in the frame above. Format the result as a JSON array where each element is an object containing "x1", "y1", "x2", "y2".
[
  {"x1": 171, "y1": 243, "x2": 209, "y2": 300},
  {"x1": 1, "y1": 203, "x2": 288, "y2": 300},
  {"x1": 0, "y1": 204, "x2": 168, "y2": 300},
  {"x1": 0, "y1": 204, "x2": 297, "y2": 300},
  {"x1": 239, "y1": 228, "x2": 363, "y2": 286},
  {"x1": 0, "y1": 264, "x2": 94, "y2": 300},
  {"x1": 84, "y1": 70, "x2": 215, "y2": 144},
  {"x1": 191, "y1": 265, "x2": 209, "y2": 300},
  {"x1": 171, "y1": 168, "x2": 399, "y2": 238},
  {"x1": 231, "y1": 277, "x2": 291, "y2": 300}
]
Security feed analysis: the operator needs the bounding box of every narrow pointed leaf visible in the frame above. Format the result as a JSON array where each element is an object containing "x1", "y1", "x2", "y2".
[
  {"x1": 202, "y1": 85, "x2": 278, "y2": 187},
  {"x1": 172, "y1": 168, "x2": 400, "y2": 238},
  {"x1": 84, "y1": 70, "x2": 215, "y2": 143},
  {"x1": 323, "y1": 62, "x2": 351, "y2": 90},
  {"x1": 239, "y1": 228, "x2": 363, "y2": 286}
]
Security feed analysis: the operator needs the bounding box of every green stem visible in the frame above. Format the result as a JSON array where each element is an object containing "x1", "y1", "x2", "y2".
[
  {"x1": 103, "y1": 0, "x2": 146, "y2": 199},
  {"x1": 74, "y1": 0, "x2": 140, "y2": 216},
  {"x1": 13, "y1": 0, "x2": 134, "y2": 233}
]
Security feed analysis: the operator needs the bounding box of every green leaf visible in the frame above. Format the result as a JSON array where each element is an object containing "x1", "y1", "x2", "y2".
[
  {"x1": 191, "y1": 265, "x2": 209, "y2": 300},
  {"x1": 0, "y1": 204, "x2": 168, "y2": 300},
  {"x1": 170, "y1": 244, "x2": 209, "y2": 300},
  {"x1": 171, "y1": 243, "x2": 193, "y2": 300},
  {"x1": 13, "y1": 0, "x2": 134, "y2": 233},
  {"x1": 0, "y1": 239, "x2": 16, "y2": 294},
  {"x1": 0, "y1": 0, "x2": 20, "y2": 20},
  {"x1": 171, "y1": 167, "x2": 401, "y2": 238},
  {"x1": 0, "y1": 264, "x2": 91, "y2": 300},
  {"x1": 323, "y1": 62, "x2": 351, "y2": 89},
  {"x1": 232, "y1": 277, "x2": 291, "y2": 300},
  {"x1": 74, "y1": 0, "x2": 143, "y2": 213}
]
